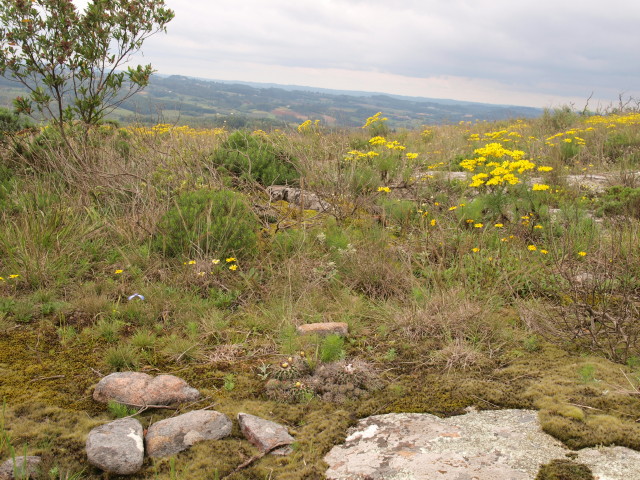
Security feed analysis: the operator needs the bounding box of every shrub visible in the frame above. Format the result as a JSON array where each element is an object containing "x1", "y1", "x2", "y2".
[
  {"x1": 535, "y1": 459, "x2": 594, "y2": 480},
  {"x1": 211, "y1": 131, "x2": 299, "y2": 186},
  {"x1": 320, "y1": 334, "x2": 346, "y2": 362},
  {"x1": 154, "y1": 188, "x2": 260, "y2": 258},
  {"x1": 596, "y1": 186, "x2": 640, "y2": 218},
  {"x1": 0, "y1": 108, "x2": 31, "y2": 139}
]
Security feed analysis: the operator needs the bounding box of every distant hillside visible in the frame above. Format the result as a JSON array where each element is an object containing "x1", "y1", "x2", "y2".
[{"x1": 0, "y1": 74, "x2": 543, "y2": 128}]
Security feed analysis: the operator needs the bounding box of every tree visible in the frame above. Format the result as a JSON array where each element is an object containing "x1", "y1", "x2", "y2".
[{"x1": 0, "y1": 0, "x2": 174, "y2": 130}]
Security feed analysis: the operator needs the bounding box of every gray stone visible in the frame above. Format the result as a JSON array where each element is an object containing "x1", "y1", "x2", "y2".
[
  {"x1": 297, "y1": 322, "x2": 348, "y2": 337},
  {"x1": 267, "y1": 185, "x2": 330, "y2": 212},
  {"x1": 145, "y1": 410, "x2": 232, "y2": 458},
  {"x1": 86, "y1": 418, "x2": 144, "y2": 475},
  {"x1": 238, "y1": 413, "x2": 294, "y2": 455},
  {"x1": 0, "y1": 456, "x2": 41, "y2": 480},
  {"x1": 324, "y1": 409, "x2": 640, "y2": 480},
  {"x1": 93, "y1": 372, "x2": 200, "y2": 407}
]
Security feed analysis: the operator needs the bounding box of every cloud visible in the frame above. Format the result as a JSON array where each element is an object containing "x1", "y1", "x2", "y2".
[{"x1": 72, "y1": 0, "x2": 640, "y2": 107}]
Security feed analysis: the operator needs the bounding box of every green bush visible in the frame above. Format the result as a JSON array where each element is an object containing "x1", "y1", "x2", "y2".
[
  {"x1": 320, "y1": 334, "x2": 346, "y2": 362},
  {"x1": 211, "y1": 131, "x2": 299, "y2": 186},
  {"x1": 535, "y1": 459, "x2": 594, "y2": 480},
  {"x1": 154, "y1": 188, "x2": 260, "y2": 258},
  {"x1": 0, "y1": 108, "x2": 31, "y2": 138},
  {"x1": 596, "y1": 186, "x2": 640, "y2": 218}
]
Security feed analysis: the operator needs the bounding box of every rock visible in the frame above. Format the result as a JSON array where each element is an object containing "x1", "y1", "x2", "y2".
[
  {"x1": 238, "y1": 413, "x2": 294, "y2": 455},
  {"x1": 86, "y1": 418, "x2": 144, "y2": 475},
  {"x1": 93, "y1": 372, "x2": 200, "y2": 407},
  {"x1": 145, "y1": 410, "x2": 232, "y2": 458},
  {"x1": 296, "y1": 322, "x2": 348, "y2": 337},
  {"x1": 324, "y1": 409, "x2": 640, "y2": 480},
  {"x1": 267, "y1": 186, "x2": 330, "y2": 212},
  {"x1": 0, "y1": 456, "x2": 41, "y2": 480}
]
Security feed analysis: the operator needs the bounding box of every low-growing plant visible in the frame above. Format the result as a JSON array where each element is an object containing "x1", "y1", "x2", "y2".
[
  {"x1": 104, "y1": 344, "x2": 140, "y2": 371},
  {"x1": 320, "y1": 334, "x2": 346, "y2": 362},
  {"x1": 154, "y1": 188, "x2": 260, "y2": 258},
  {"x1": 211, "y1": 130, "x2": 299, "y2": 186},
  {"x1": 107, "y1": 400, "x2": 138, "y2": 418}
]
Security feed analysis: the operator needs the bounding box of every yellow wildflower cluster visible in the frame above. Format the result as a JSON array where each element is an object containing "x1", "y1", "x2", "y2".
[
  {"x1": 362, "y1": 112, "x2": 388, "y2": 128},
  {"x1": 297, "y1": 119, "x2": 320, "y2": 133},
  {"x1": 461, "y1": 143, "x2": 537, "y2": 188},
  {"x1": 367, "y1": 136, "x2": 406, "y2": 151},
  {"x1": 344, "y1": 150, "x2": 379, "y2": 161},
  {"x1": 467, "y1": 121, "x2": 531, "y2": 144},
  {"x1": 345, "y1": 133, "x2": 414, "y2": 161},
  {"x1": 127, "y1": 124, "x2": 226, "y2": 137},
  {"x1": 545, "y1": 128, "x2": 588, "y2": 147},
  {"x1": 585, "y1": 113, "x2": 640, "y2": 127}
]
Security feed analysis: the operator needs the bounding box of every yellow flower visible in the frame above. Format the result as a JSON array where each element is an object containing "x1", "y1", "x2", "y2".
[
  {"x1": 540, "y1": 249, "x2": 548, "y2": 255},
  {"x1": 537, "y1": 166, "x2": 553, "y2": 172},
  {"x1": 406, "y1": 152, "x2": 419, "y2": 159},
  {"x1": 212, "y1": 259, "x2": 220, "y2": 264},
  {"x1": 430, "y1": 219, "x2": 436, "y2": 226},
  {"x1": 114, "y1": 269, "x2": 123, "y2": 274},
  {"x1": 229, "y1": 264, "x2": 238, "y2": 271},
  {"x1": 534, "y1": 225, "x2": 543, "y2": 229},
  {"x1": 377, "y1": 186, "x2": 391, "y2": 193},
  {"x1": 448, "y1": 206, "x2": 457, "y2": 211},
  {"x1": 225, "y1": 257, "x2": 236, "y2": 263},
  {"x1": 187, "y1": 260, "x2": 196, "y2": 265},
  {"x1": 578, "y1": 251, "x2": 587, "y2": 257},
  {"x1": 527, "y1": 245, "x2": 537, "y2": 251},
  {"x1": 532, "y1": 184, "x2": 550, "y2": 191},
  {"x1": 0, "y1": 277, "x2": 4, "y2": 281},
  {"x1": 494, "y1": 223, "x2": 504, "y2": 228},
  {"x1": 474, "y1": 223, "x2": 483, "y2": 228},
  {"x1": 471, "y1": 247, "x2": 480, "y2": 253},
  {"x1": 466, "y1": 219, "x2": 474, "y2": 223}
]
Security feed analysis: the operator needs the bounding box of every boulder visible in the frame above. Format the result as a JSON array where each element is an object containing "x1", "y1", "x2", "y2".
[
  {"x1": 238, "y1": 413, "x2": 294, "y2": 455},
  {"x1": 324, "y1": 409, "x2": 640, "y2": 480},
  {"x1": 0, "y1": 456, "x2": 41, "y2": 480},
  {"x1": 145, "y1": 410, "x2": 232, "y2": 458},
  {"x1": 93, "y1": 372, "x2": 200, "y2": 407},
  {"x1": 86, "y1": 418, "x2": 144, "y2": 475},
  {"x1": 296, "y1": 322, "x2": 348, "y2": 337},
  {"x1": 267, "y1": 186, "x2": 330, "y2": 212}
]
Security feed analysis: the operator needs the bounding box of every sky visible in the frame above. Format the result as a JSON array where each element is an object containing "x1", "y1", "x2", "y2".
[{"x1": 86, "y1": 0, "x2": 640, "y2": 108}]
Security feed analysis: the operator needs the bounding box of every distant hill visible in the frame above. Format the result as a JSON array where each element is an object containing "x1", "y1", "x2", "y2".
[{"x1": 0, "y1": 74, "x2": 543, "y2": 129}]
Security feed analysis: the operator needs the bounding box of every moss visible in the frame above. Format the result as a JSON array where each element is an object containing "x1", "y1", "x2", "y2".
[{"x1": 535, "y1": 459, "x2": 594, "y2": 480}]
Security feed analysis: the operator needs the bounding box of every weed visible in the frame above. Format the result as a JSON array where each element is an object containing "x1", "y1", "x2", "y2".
[
  {"x1": 320, "y1": 334, "x2": 345, "y2": 362},
  {"x1": 107, "y1": 400, "x2": 138, "y2": 418},
  {"x1": 104, "y1": 344, "x2": 140, "y2": 371},
  {"x1": 223, "y1": 374, "x2": 236, "y2": 391}
]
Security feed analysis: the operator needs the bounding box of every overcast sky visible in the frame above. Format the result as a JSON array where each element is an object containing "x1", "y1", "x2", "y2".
[{"x1": 90, "y1": 0, "x2": 640, "y2": 108}]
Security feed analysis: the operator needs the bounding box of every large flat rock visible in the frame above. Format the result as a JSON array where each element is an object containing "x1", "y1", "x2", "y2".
[{"x1": 324, "y1": 409, "x2": 640, "y2": 480}]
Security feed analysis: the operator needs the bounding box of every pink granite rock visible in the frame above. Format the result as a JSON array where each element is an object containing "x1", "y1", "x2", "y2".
[
  {"x1": 296, "y1": 322, "x2": 348, "y2": 336},
  {"x1": 93, "y1": 372, "x2": 200, "y2": 407}
]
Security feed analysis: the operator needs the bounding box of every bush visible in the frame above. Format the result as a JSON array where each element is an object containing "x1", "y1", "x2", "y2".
[
  {"x1": 596, "y1": 186, "x2": 640, "y2": 218},
  {"x1": 211, "y1": 130, "x2": 299, "y2": 186},
  {"x1": 154, "y1": 188, "x2": 260, "y2": 258},
  {"x1": 535, "y1": 459, "x2": 594, "y2": 480},
  {"x1": 0, "y1": 108, "x2": 31, "y2": 139}
]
